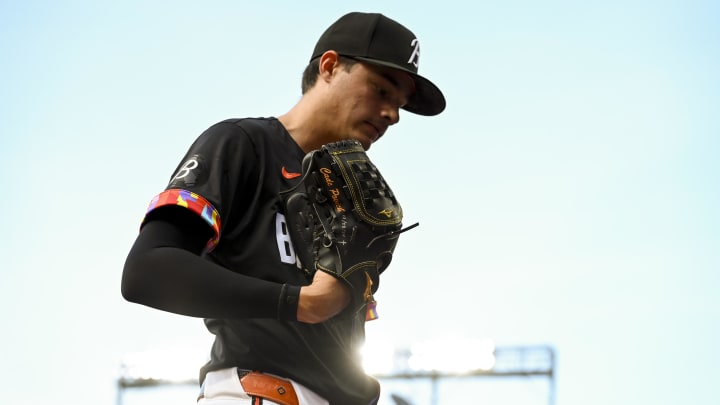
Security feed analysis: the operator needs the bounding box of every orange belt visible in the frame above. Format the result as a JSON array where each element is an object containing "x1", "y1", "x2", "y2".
[{"x1": 239, "y1": 370, "x2": 299, "y2": 405}]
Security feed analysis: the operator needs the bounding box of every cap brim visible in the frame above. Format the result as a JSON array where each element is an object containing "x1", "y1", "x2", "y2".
[{"x1": 353, "y1": 57, "x2": 446, "y2": 116}]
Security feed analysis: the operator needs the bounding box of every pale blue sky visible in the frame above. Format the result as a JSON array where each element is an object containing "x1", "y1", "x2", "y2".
[{"x1": 1, "y1": 1, "x2": 719, "y2": 404}]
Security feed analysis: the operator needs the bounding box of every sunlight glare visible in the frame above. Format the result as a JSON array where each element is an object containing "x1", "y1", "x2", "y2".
[{"x1": 408, "y1": 337, "x2": 495, "y2": 373}]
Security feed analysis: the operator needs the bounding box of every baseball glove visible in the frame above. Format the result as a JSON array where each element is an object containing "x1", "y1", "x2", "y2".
[{"x1": 281, "y1": 140, "x2": 417, "y2": 320}]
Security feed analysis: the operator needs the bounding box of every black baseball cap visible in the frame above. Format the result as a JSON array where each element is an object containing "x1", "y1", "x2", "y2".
[{"x1": 311, "y1": 12, "x2": 446, "y2": 116}]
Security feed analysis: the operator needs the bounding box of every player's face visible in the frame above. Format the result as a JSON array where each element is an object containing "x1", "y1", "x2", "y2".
[{"x1": 329, "y1": 60, "x2": 415, "y2": 149}]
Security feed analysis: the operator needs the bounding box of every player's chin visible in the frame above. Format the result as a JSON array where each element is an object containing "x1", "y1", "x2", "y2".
[
  {"x1": 346, "y1": 133, "x2": 373, "y2": 150},
  {"x1": 356, "y1": 127, "x2": 379, "y2": 150},
  {"x1": 357, "y1": 137, "x2": 373, "y2": 150}
]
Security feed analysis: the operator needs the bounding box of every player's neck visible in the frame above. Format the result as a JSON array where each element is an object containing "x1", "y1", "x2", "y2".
[{"x1": 278, "y1": 97, "x2": 335, "y2": 153}]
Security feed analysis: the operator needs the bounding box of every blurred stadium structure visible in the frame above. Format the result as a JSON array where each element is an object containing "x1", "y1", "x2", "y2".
[
  {"x1": 117, "y1": 339, "x2": 555, "y2": 405},
  {"x1": 374, "y1": 343, "x2": 556, "y2": 405}
]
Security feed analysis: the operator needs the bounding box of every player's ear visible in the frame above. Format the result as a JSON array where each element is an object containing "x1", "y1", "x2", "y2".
[{"x1": 318, "y1": 51, "x2": 340, "y2": 82}]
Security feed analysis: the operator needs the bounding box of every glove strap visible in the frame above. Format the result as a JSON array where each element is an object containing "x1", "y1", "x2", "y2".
[
  {"x1": 363, "y1": 272, "x2": 379, "y2": 321},
  {"x1": 365, "y1": 300, "x2": 379, "y2": 321}
]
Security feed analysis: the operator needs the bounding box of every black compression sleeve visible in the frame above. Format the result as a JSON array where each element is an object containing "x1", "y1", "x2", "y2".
[{"x1": 121, "y1": 207, "x2": 300, "y2": 321}]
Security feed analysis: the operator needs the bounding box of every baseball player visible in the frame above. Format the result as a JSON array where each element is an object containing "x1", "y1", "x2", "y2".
[{"x1": 121, "y1": 12, "x2": 445, "y2": 405}]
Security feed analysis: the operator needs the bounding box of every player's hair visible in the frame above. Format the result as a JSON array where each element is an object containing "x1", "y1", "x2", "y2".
[{"x1": 301, "y1": 56, "x2": 358, "y2": 94}]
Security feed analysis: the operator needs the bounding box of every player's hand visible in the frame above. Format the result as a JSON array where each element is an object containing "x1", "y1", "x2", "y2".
[{"x1": 297, "y1": 271, "x2": 351, "y2": 324}]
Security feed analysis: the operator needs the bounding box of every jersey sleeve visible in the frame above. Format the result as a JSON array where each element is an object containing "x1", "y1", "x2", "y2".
[
  {"x1": 144, "y1": 189, "x2": 221, "y2": 251},
  {"x1": 141, "y1": 120, "x2": 258, "y2": 252}
]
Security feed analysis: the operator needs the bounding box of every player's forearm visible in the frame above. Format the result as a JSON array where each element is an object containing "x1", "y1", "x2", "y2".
[{"x1": 121, "y1": 220, "x2": 300, "y2": 320}]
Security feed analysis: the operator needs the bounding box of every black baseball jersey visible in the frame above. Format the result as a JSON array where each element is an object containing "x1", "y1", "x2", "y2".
[{"x1": 143, "y1": 118, "x2": 380, "y2": 404}]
